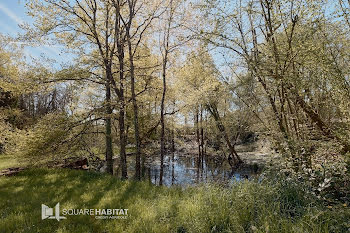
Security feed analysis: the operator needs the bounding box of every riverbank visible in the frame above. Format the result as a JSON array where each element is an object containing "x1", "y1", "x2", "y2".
[{"x1": 0, "y1": 168, "x2": 349, "y2": 232}]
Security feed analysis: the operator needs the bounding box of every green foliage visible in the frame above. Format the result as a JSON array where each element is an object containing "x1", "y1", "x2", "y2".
[
  {"x1": 7, "y1": 113, "x2": 90, "y2": 165},
  {"x1": 0, "y1": 1, "x2": 349, "y2": 231},
  {"x1": 263, "y1": 156, "x2": 350, "y2": 206},
  {"x1": 175, "y1": 48, "x2": 223, "y2": 110}
]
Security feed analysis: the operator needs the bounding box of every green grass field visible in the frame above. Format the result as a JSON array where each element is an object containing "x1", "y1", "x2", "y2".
[{"x1": 0, "y1": 168, "x2": 349, "y2": 233}]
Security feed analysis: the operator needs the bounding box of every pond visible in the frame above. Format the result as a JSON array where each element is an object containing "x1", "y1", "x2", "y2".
[{"x1": 130, "y1": 152, "x2": 262, "y2": 187}]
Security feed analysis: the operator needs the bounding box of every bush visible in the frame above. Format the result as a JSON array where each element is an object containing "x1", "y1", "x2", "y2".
[
  {"x1": 7, "y1": 113, "x2": 90, "y2": 165},
  {"x1": 263, "y1": 154, "x2": 350, "y2": 206}
]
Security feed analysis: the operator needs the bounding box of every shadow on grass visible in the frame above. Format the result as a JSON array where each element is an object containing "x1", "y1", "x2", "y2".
[
  {"x1": 0, "y1": 168, "x2": 168, "y2": 233},
  {"x1": 0, "y1": 168, "x2": 349, "y2": 233}
]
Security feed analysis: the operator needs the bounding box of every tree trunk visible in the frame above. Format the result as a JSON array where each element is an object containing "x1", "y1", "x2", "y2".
[
  {"x1": 195, "y1": 108, "x2": 201, "y2": 169},
  {"x1": 159, "y1": 61, "x2": 167, "y2": 186},
  {"x1": 171, "y1": 127, "x2": 175, "y2": 152},
  {"x1": 118, "y1": 49, "x2": 128, "y2": 179},
  {"x1": 127, "y1": 34, "x2": 142, "y2": 180},
  {"x1": 105, "y1": 69, "x2": 114, "y2": 175},
  {"x1": 200, "y1": 107, "x2": 205, "y2": 168},
  {"x1": 159, "y1": 0, "x2": 173, "y2": 185},
  {"x1": 206, "y1": 103, "x2": 243, "y2": 167}
]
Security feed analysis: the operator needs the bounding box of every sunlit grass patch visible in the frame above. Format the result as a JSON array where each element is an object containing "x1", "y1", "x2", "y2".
[
  {"x1": 0, "y1": 154, "x2": 20, "y2": 170},
  {"x1": 0, "y1": 168, "x2": 349, "y2": 233}
]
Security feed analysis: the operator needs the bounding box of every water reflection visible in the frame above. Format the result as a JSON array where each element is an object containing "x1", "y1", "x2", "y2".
[{"x1": 144, "y1": 153, "x2": 261, "y2": 187}]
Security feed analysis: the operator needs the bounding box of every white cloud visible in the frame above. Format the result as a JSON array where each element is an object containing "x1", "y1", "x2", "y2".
[
  {"x1": 0, "y1": 2, "x2": 63, "y2": 59},
  {"x1": 0, "y1": 2, "x2": 24, "y2": 25}
]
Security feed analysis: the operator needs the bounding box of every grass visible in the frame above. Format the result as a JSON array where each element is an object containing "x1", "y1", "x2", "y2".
[
  {"x1": 0, "y1": 168, "x2": 349, "y2": 233},
  {"x1": 0, "y1": 154, "x2": 21, "y2": 171}
]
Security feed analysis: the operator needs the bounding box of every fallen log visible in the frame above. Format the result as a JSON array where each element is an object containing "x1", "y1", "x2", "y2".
[{"x1": 0, "y1": 167, "x2": 25, "y2": 176}]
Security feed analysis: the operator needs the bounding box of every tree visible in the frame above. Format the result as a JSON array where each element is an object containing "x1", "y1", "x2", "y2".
[
  {"x1": 176, "y1": 48, "x2": 242, "y2": 168},
  {"x1": 158, "y1": 0, "x2": 174, "y2": 185},
  {"x1": 26, "y1": 0, "x2": 125, "y2": 175},
  {"x1": 157, "y1": 0, "x2": 190, "y2": 185},
  {"x1": 199, "y1": 0, "x2": 350, "y2": 169},
  {"x1": 122, "y1": 0, "x2": 162, "y2": 180}
]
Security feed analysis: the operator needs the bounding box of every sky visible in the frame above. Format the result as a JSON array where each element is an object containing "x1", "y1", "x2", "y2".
[{"x1": 0, "y1": 0, "x2": 63, "y2": 62}]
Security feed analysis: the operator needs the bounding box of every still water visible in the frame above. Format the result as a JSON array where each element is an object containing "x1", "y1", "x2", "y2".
[{"x1": 133, "y1": 153, "x2": 261, "y2": 187}]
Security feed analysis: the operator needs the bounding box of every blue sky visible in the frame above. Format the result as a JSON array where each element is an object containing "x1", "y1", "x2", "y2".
[{"x1": 0, "y1": 0, "x2": 63, "y2": 61}]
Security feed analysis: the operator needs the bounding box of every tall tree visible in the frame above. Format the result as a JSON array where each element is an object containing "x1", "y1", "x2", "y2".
[
  {"x1": 122, "y1": 0, "x2": 162, "y2": 180},
  {"x1": 159, "y1": 0, "x2": 174, "y2": 185},
  {"x1": 25, "y1": 0, "x2": 130, "y2": 175}
]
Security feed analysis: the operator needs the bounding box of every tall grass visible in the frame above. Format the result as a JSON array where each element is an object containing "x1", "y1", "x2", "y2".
[{"x1": 0, "y1": 168, "x2": 349, "y2": 233}]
